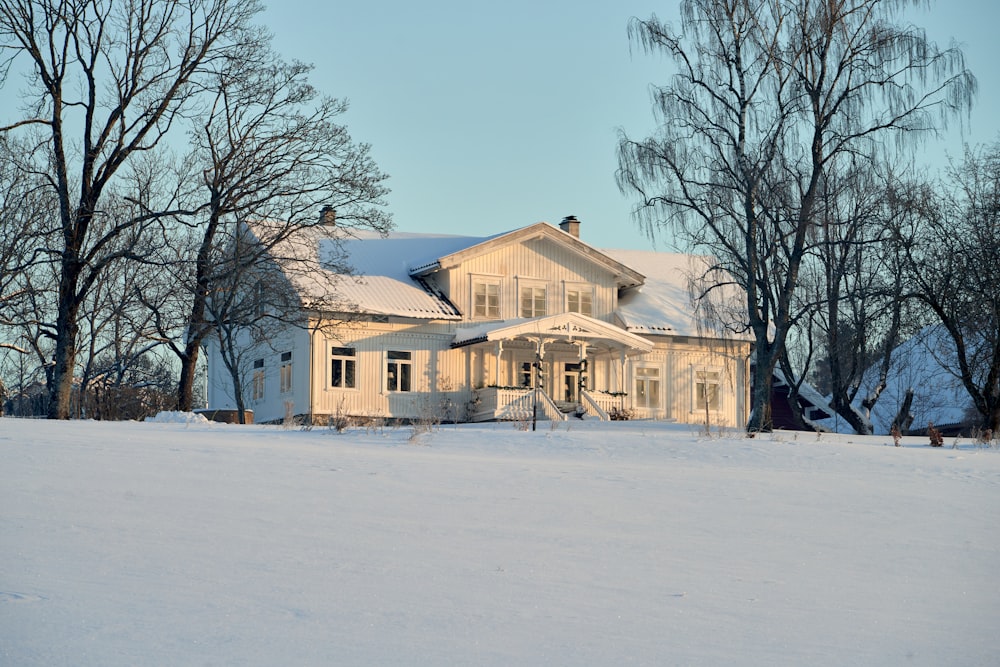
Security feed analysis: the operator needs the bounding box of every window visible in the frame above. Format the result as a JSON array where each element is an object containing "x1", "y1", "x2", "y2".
[
  {"x1": 520, "y1": 286, "x2": 546, "y2": 318},
  {"x1": 279, "y1": 351, "x2": 293, "y2": 393},
  {"x1": 635, "y1": 366, "x2": 660, "y2": 409},
  {"x1": 473, "y1": 282, "x2": 500, "y2": 319},
  {"x1": 386, "y1": 350, "x2": 412, "y2": 392},
  {"x1": 695, "y1": 370, "x2": 721, "y2": 411},
  {"x1": 252, "y1": 358, "x2": 265, "y2": 401},
  {"x1": 520, "y1": 362, "x2": 532, "y2": 387},
  {"x1": 331, "y1": 346, "x2": 356, "y2": 388},
  {"x1": 567, "y1": 289, "x2": 592, "y2": 316}
]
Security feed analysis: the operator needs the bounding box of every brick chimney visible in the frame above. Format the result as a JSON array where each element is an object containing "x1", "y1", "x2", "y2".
[
  {"x1": 320, "y1": 205, "x2": 336, "y2": 226},
  {"x1": 559, "y1": 215, "x2": 580, "y2": 238}
]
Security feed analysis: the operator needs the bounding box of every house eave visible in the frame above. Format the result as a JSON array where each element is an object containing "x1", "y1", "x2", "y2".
[
  {"x1": 410, "y1": 223, "x2": 646, "y2": 288},
  {"x1": 451, "y1": 312, "x2": 655, "y2": 354}
]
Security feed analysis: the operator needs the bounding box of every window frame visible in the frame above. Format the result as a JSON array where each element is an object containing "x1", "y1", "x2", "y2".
[
  {"x1": 693, "y1": 367, "x2": 723, "y2": 412},
  {"x1": 565, "y1": 285, "x2": 594, "y2": 317},
  {"x1": 330, "y1": 346, "x2": 357, "y2": 389},
  {"x1": 386, "y1": 350, "x2": 413, "y2": 392},
  {"x1": 520, "y1": 361, "x2": 534, "y2": 388},
  {"x1": 519, "y1": 284, "x2": 547, "y2": 319},
  {"x1": 252, "y1": 358, "x2": 265, "y2": 401},
  {"x1": 471, "y1": 277, "x2": 502, "y2": 320},
  {"x1": 634, "y1": 365, "x2": 661, "y2": 409},
  {"x1": 279, "y1": 351, "x2": 293, "y2": 394}
]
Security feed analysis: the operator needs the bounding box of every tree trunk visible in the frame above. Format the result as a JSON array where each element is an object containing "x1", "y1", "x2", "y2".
[
  {"x1": 892, "y1": 388, "x2": 915, "y2": 434},
  {"x1": 831, "y1": 388, "x2": 872, "y2": 435},
  {"x1": 48, "y1": 264, "x2": 82, "y2": 419},
  {"x1": 176, "y1": 212, "x2": 221, "y2": 412},
  {"x1": 176, "y1": 348, "x2": 198, "y2": 412},
  {"x1": 748, "y1": 343, "x2": 776, "y2": 432},
  {"x1": 986, "y1": 401, "x2": 1000, "y2": 434},
  {"x1": 230, "y1": 363, "x2": 248, "y2": 425},
  {"x1": 782, "y1": 384, "x2": 811, "y2": 432}
]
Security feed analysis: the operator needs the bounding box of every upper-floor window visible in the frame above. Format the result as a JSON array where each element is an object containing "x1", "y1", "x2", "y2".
[
  {"x1": 387, "y1": 350, "x2": 412, "y2": 392},
  {"x1": 695, "y1": 369, "x2": 722, "y2": 411},
  {"x1": 331, "y1": 346, "x2": 356, "y2": 388},
  {"x1": 473, "y1": 281, "x2": 500, "y2": 319},
  {"x1": 279, "y1": 351, "x2": 293, "y2": 393},
  {"x1": 520, "y1": 286, "x2": 546, "y2": 318},
  {"x1": 567, "y1": 288, "x2": 593, "y2": 316},
  {"x1": 252, "y1": 358, "x2": 265, "y2": 401}
]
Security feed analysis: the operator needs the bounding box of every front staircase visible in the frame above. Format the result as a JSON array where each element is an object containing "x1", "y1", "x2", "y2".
[{"x1": 555, "y1": 400, "x2": 586, "y2": 418}]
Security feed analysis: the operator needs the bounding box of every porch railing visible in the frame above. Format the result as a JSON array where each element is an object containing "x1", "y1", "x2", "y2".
[
  {"x1": 534, "y1": 389, "x2": 567, "y2": 422},
  {"x1": 580, "y1": 390, "x2": 609, "y2": 421},
  {"x1": 470, "y1": 387, "x2": 567, "y2": 422},
  {"x1": 584, "y1": 390, "x2": 627, "y2": 418}
]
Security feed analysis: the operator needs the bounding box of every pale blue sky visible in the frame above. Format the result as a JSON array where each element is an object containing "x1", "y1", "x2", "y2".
[{"x1": 261, "y1": 1, "x2": 998, "y2": 251}]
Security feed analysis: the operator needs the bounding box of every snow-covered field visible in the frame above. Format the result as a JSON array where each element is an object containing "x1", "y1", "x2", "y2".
[{"x1": 2, "y1": 416, "x2": 998, "y2": 666}]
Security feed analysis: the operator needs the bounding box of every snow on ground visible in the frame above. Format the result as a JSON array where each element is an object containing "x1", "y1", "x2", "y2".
[{"x1": 2, "y1": 417, "x2": 998, "y2": 666}]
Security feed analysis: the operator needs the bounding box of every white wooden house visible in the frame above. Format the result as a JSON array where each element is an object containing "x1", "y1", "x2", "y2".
[{"x1": 204, "y1": 216, "x2": 751, "y2": 426}]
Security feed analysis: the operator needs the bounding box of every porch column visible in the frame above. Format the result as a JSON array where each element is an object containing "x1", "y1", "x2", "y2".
[
  {"x1": 495, "y1": 341, "x2": 504, "y2": 386},
  {"x1": 578, "y1": 342, "x2": 589, "y2": 391},
  {"x1": 618, "y1": 350, "x2": 627, "y2": 393},
  {"x1": 536, "y1": 340, "x2": 548, "y2": 392},
  {"x1": 621, "y1": 351, "x2": 629, "y2": 409}
]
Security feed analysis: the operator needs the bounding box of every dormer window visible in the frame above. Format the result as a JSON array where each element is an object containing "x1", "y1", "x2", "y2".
[
  {"x1": 473, "y1": 280, "x2": 500, "y2": 319},
  {"x1": 567, "y1": 288, "x2": 593, "y2": 316},
  {"x1": 520, "y1": 286, "x2": 546, "y2": 318}
]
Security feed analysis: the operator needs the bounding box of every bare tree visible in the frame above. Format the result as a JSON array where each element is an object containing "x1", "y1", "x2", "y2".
[
  {"x1": 903, "y1": 142, "x2": 1000, "y2": 432},
  {"x1": 787, "y1": 161, "x2": 924, "y2": 433},
  {"x1": 138, "y1": 46, "x2": 391, "y2": 413},
  {"x1": 74, "y1": 214, "x2": 170, "y2": 418},
  {"x1": 198, "y1": 224, "x2": 303, "y2": 423},
  {"x1": 0, "y1": 135, "x2": 51, "y2": 351},
  {"x1": 617, "y1": 0, "x2": 974, "y2": 431},
  {"x1": 0, "y1": 0, "x2": 263, "y2": 418},
  {"x1": 83, "y1": 350, "x2": 176, "y2": 420}
]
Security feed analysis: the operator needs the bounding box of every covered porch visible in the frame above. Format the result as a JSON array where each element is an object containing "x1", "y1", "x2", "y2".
[{"x1": 453, "y1": 312, "x2": 654, "y2": 421}]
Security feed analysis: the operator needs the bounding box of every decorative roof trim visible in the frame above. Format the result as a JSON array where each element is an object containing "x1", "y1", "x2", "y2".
[
  {"x1": 452, "y1": 312, "x2": 654, "y2": 353},
  {"x1": 410, "y1": 222, "x2": 645, "y2": 289}
]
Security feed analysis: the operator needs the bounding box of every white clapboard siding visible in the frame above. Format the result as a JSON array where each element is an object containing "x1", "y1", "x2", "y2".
[
  {"x1": 439, "y1": 237, "x2": 622, "y2": 322},
  {"x1": 310, "y1": 321, "x2": 470, "y2": 421},
  {"x1": 206, "y1": 222, "x2": 751, "y2": 427}
]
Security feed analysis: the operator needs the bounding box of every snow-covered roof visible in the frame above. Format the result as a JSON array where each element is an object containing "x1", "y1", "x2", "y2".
[
  {"x1": 814, "y1": 325, "x2": 975, "y2": 435},
  {"x1": 258, "y1": 222, "x2": 748, "y2": 336},
  {"x1": 257, "y1": 224, "x2": 465, "y2": 320},
  {"x1": 605, "y1": 250, "x2": 749, "y2": 339},
  {"x1": 773, "y1": 367, "x2": 835, "y2": 421}
]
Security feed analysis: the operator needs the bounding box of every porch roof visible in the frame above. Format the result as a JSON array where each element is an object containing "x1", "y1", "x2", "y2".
[{"x1": 452, "y1": 312, "x2": 654, "y2": 354}]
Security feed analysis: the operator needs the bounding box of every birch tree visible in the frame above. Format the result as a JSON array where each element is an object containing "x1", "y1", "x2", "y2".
[{"x1": 617, "y1": 0, "x2": 975, "y2": 431}]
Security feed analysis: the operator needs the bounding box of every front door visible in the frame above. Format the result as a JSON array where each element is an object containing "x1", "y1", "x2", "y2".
[{"x1": 563, "y1": 362, "x2": 582, "y2": 403}]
